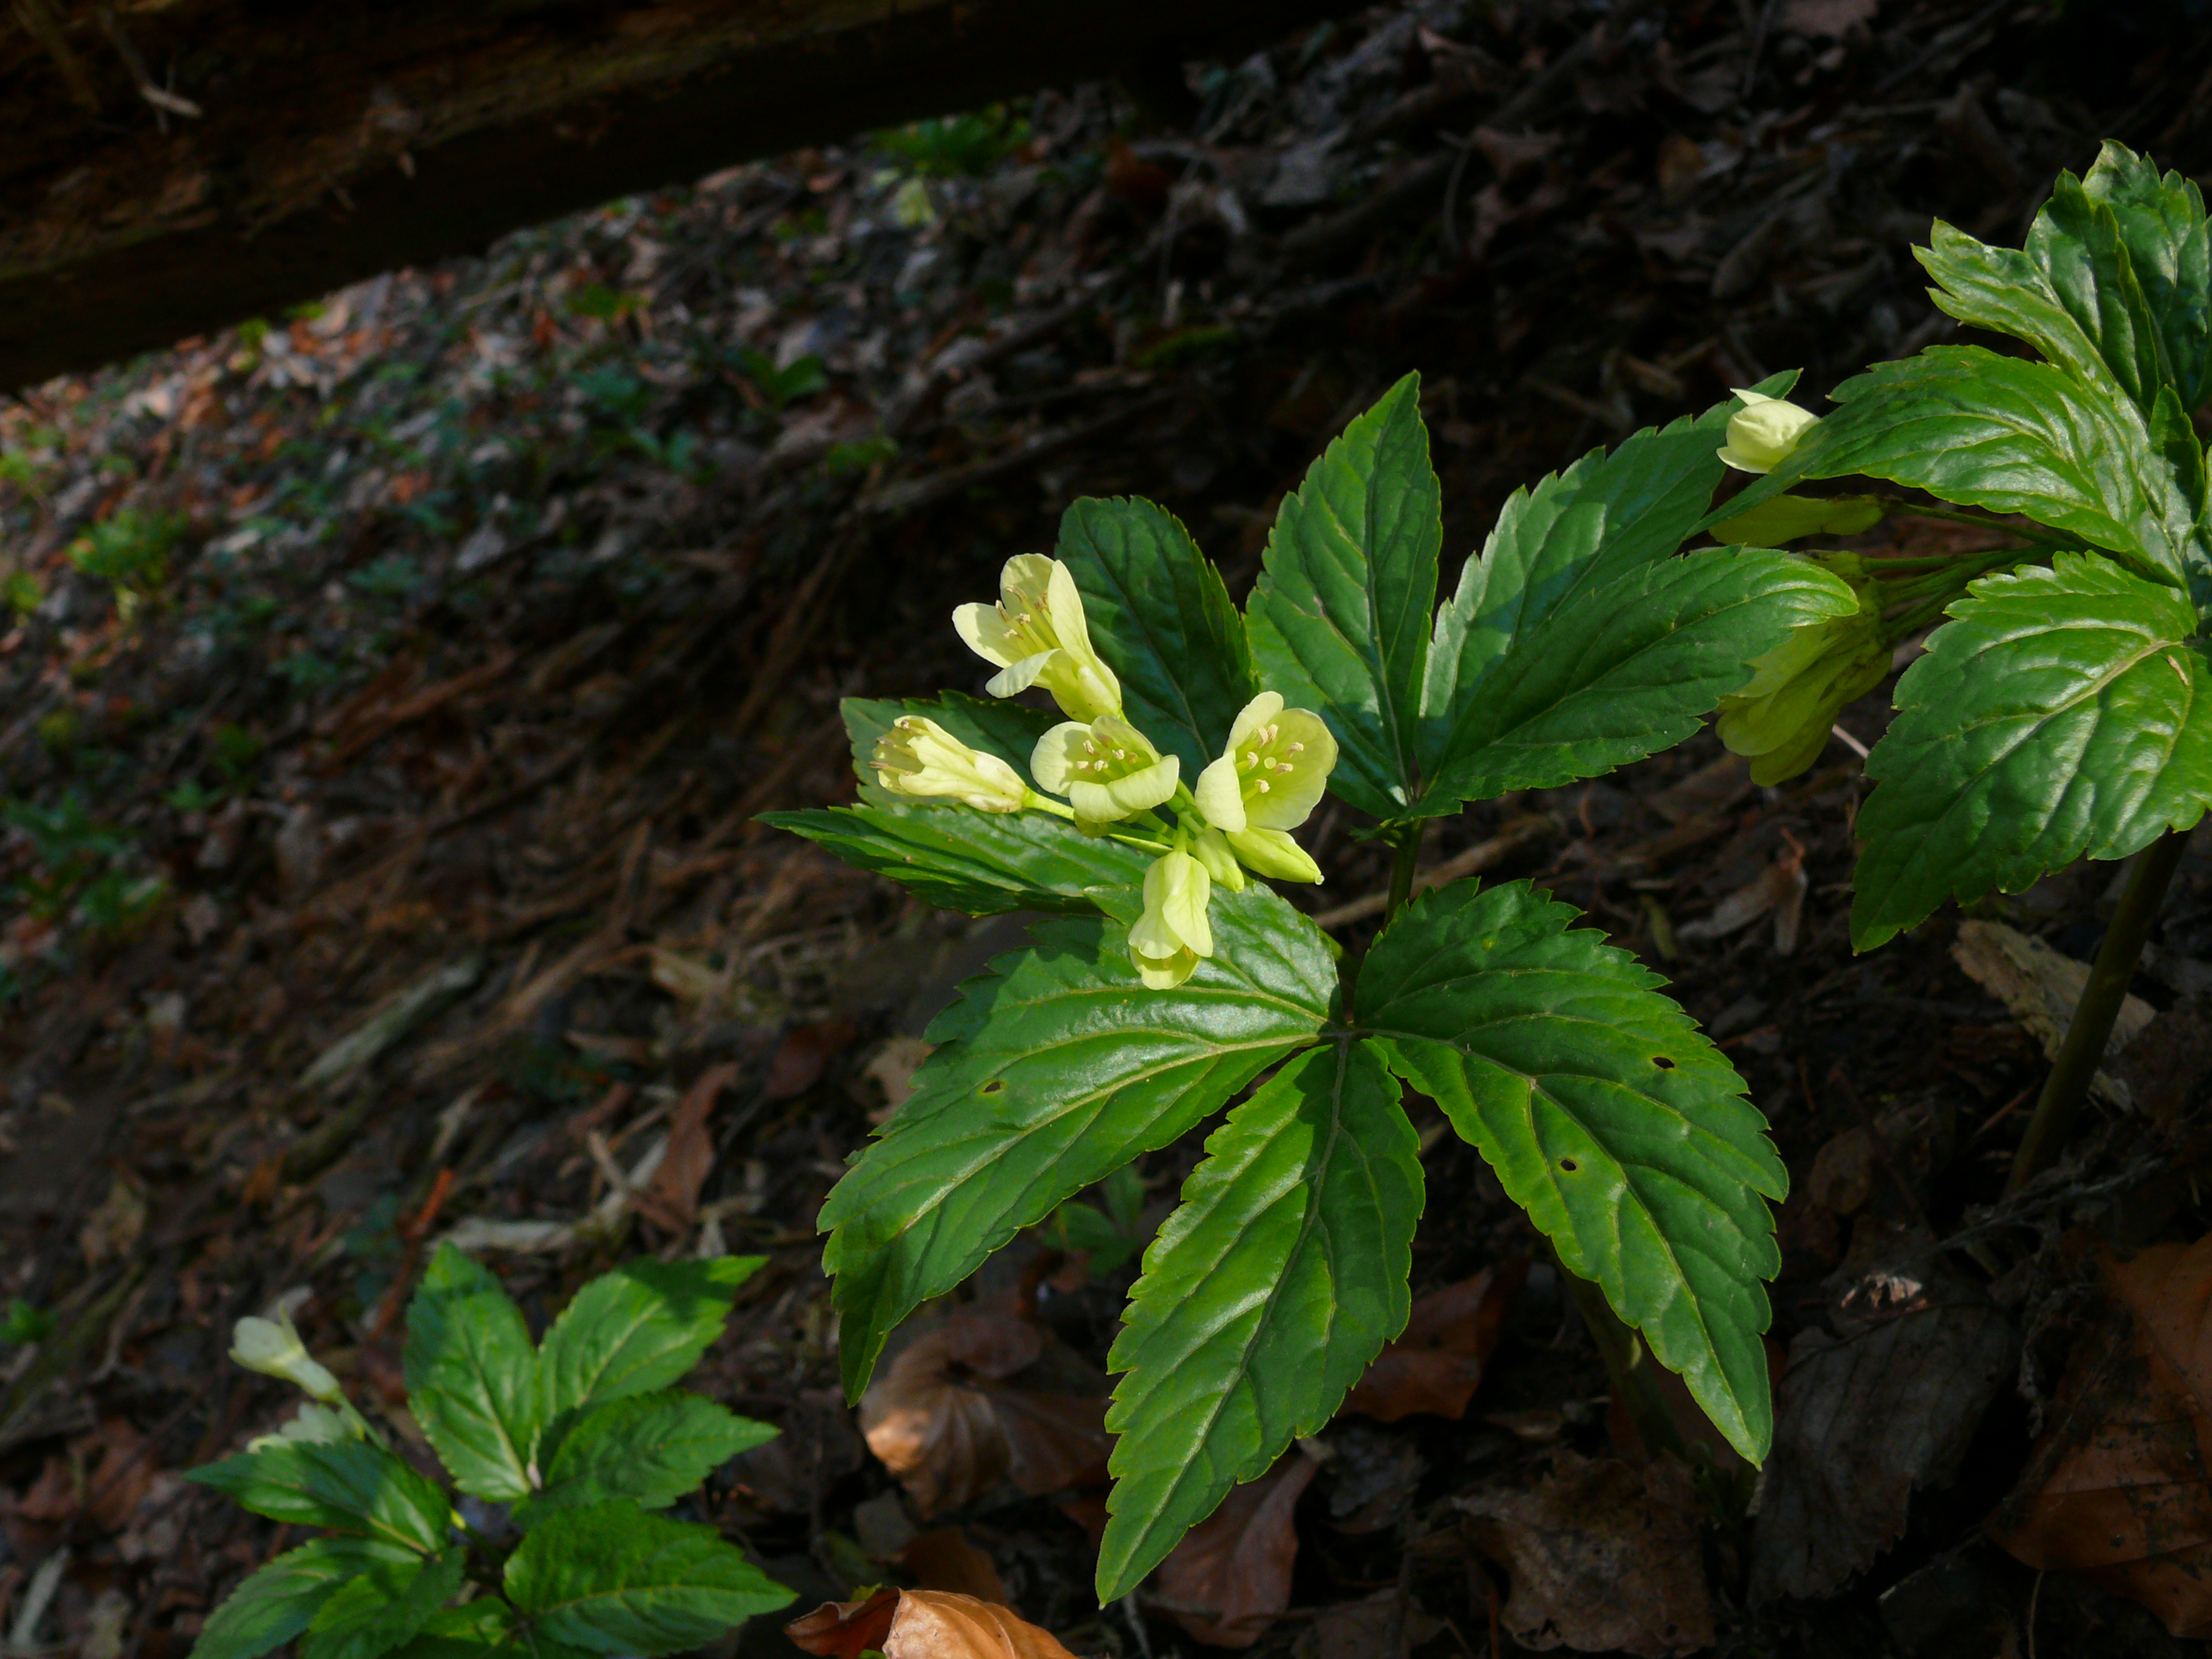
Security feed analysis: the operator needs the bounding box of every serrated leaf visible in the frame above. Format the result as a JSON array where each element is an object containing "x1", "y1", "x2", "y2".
[
  {"x1": 302, "y1": 1548, "x2": 464, "y2": 1659},
  {"x1": 1852, "y1": 552, "x2": 2212, "y2": 949},
  {"x1": 2083, "y1": 140, "x2": 2212, "y2": 409},
  {"x1": 192, "y1": 1538, "x2": 418, "y2": 1659},
  {"x1": 1059, "y1": 496, "x2": 1258, "y2": 775},
  {"x1": 517, "y1": 1391, "x2": 775, "y2": 1523},
  {"x1": 1917, "y1": 212, "x2": 2156, "y2": 414},
  {"x1": 840, "y1": 694, "x2": 1058, "y2": 806},
  {"x1": 504, "y1": 1502, "x2": 794, "y2": 1655},
  {"x1": 1423, "y1": 375, "x2": 1800, "y2": 770},
  {"x1": 534, "y1": 1256, "x2": 762, "y2": 1428},
  {"x1": 759, "y1": 803, "x2": 1153, "y2": 916},
  {"x1": 1710, "y1": 346, "x2": 2205, "y2": 594},
  {"x1": 1413, "y1": 547, "x2": 1856, "y2": 817},
  {"x1": 821, "y1": 883, "x2": 1338, "y2": 1398},
  {"x1": 1246, "y1": 373, "x2": 1439, "y2": 819},
  {"x1": 187, "y1": 1441, "x2": 451, "y2": 1556},
  {"x1": 1357, "y1": 880, "x2": 1784, "y2": 1461},
  {"x1": 404, "y1": 1243, "x2": 537, "y2": 1502},
  {"x1": 1099, "y1": 1039, "x2": 1418, "y2": 1600}
]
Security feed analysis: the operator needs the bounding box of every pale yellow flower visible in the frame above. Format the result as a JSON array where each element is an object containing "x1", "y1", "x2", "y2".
[
  {"x1": 1189, "y1": 826, "x2": 1247, "y2": 893},
  {"x1": 1192, "y1": 693, "x2": 1332, "y2": 882},
  {"x1": 230, "y1": 1312, "x2": 343, "y2": 1404},
  {"x1": 1128, "y1": 849, "x2": 1212, "y2": 989},
  {"x1": 953, "y1": 554, "x2": 1121, "y2": 722},
  {"x1": 1031, "y1": 716, "x2": 1179, "y2": 831},
  {"x1": 248, "y1": 1402, "x2": 360, "y2": 1452},
  {"x1": 1717, "y1": 390, "x2": 1820, "y2": 474},
  {"x1": 872, "y1": 716, "x2": 1033, "y2": 813}
]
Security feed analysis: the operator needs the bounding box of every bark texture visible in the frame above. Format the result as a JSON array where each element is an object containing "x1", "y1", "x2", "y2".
[{"x1": 0, "y1": 0, "x2": 1336, "y2": 390}]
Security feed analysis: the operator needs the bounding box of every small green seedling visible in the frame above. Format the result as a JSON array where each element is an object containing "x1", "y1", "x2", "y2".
[
  {"x1": 69, "y1": 508, "x2": 183, "y2": 621},
  {"x1": 1713, "y1": 140, "x2": 2212, "y2": 1190},
  {"x1": 771, "y1": 371, "x2": 1863, "y2": 1594},
  {"x1": 188, "y1": 1246, "x2": 793, "y2": 1659}
]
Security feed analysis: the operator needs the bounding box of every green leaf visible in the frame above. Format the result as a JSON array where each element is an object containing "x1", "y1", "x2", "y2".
[
  {"x1": 821, "y1": 882, "x2": 1338, "y2": 1398},
  {"x1": 2083, "y1": 140, "x2": 2212, "y2": 409},
  {"x1": 759, "y1": 802, "x2": 1153, "y2": 916},
  {"x1": 381, "y1": 1602, "x2": 527, "y2": 1659},
  {"x1": 1245, "y1": 373, "x2": 1439, "y2": 819},
  {"x1": 302, "y1": 1548, "x2": 464, "y2": 1659},
  {"x1": 1714, "y1": 347, "x2": 2204, "y2": 594},
  {"x1": 518, "y1": 1392, "x2": 775, "y2": 1523},
  {"x1": 1357, "y1": 880, "x2": 1784, "y2": 1461},
  {"x1": 404, "y1": 1243, "x2": 538, "y2": 1502},
  {"x1": 1423, "y1": 377, "x2": 1799, "y2": 769},
  {"x1": 1852, "y1": 552, "x2": 2212, "y2": 949},
  {"x1": 1917, "y1": 216, "x2": 2156, "y2": 413},
  {"x1": 192, "y1": 1539, "x2": 417, "y2": 1659},
  {"x1": 1099, "y1": 1039, "x2": 1418, "y2": 1600},
  {"x1": 187, "y1": 1441, "x2": 451, "y2": 1556},
  {"x1": 1414, "y1": 547, "x2": 1856, "y2": 816},
  {"x1": 840, "y1": 694, "x2": 1057, "y2": 806},
  {"x1": 1059, "y1": 496, "x2": 1258, "y2": 775},
  {"x1": 535, "y1": 1257, "x2": 762, "y2": 1428},
  {"x1": 504, "y1": 1502, "x2": 795, "y2": 1655}
]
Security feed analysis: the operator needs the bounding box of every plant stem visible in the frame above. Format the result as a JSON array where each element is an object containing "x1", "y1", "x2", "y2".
[
  {"x1": 1385, "y1": 825, "x2": 1425, "y2": 920},
  {"x1": 2005, "y1": 827, "x2": 2191, "y2": 1196},
  {"x1": 1559, "y1": 1264, "x2": 1687, "y2": 1463}
]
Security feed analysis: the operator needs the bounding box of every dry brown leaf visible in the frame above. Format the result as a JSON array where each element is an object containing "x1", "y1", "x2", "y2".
[
  {"x1": 1460, "y1": 1452, "x2": 1713, "y2": 1657},
  {"x1": 1753, "y1": 1291, "x2": 2013, "y2": 1602},
  {"x1": 767, "y1": 1018, "x2": 856, "y2": 1100},
  {"x1": 1343, "y1": 1263, "x2": 1526, "y2": 1422},
  {"x1": 900, "y1": 1527, "x2": 1013, "y2": 1603},
  {"x1": 1991, "y1": 1233, "x2": 2212, "y2": 1637},
  {"x1": 860, "y1": 1310, "x2": 1109, "y2": 1515},
  {"x1": 636, "y1": 1060, "x2": 737, "y2": 1232},
  {"x1": 864, "y1": 1034, "x2": 933, "y2": 1118},
  {"x1": 1951, "y1": 920, "x2": 2151, "y2": 1107},
  {"x1": 785, "y1": 1586, "x2": 1080, "y2": 1659},
  {"x1": 78, "y1": 1174, "x2": 147, "y2": 1265},
  {"x1": 1783, "y1": 0, "x2": 1879, "y2": 35},
  {"x1": 1153, "y1": 1450, "x2": 1320, "y2": 1648},
  {"x1": 1292, "y1": 1589, "x2": 1441, "y2": 1658}
]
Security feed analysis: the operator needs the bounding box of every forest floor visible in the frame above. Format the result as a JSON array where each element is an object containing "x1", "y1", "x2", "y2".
[{"x1": 5, "y1": 0, "x2": 2212, "y2": 1654}]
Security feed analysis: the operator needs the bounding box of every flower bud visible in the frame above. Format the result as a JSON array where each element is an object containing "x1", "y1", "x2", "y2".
[
  {"x1": 1193, "y1": 693, "x2": 1336, "y2": 837},
  {"x1": 1708, "y1": 494, "x2": 1883, "y2": 546},
  {"x1": 249, "y1": 1401, "x2": 359, "y2": 1452},
  {"x1": 872, "y1": 716, "x2": 1032, "y2": 813},
  {"x1": 1717, "y1": 564, "x2": 1887, "y2": 784},
  {"x1": 1717, "y1": 390, "x2": 1820, "y2": 474},
  {"x1": 953, "y1": 555, "x2": 1122, "y2": 723},
  {"x1": 1128, "y1": 849, "x2": 1212, "y2": 990},
  {"x1": 1189, "y1": 827, "x2": 1247, "y2": 893},
  {"x1": 230, "y1": 1312, "x2": 343, "y2": 1404},
  {"x1": 1031, "y1": 716, "x2": 1179, "y2": 830}
]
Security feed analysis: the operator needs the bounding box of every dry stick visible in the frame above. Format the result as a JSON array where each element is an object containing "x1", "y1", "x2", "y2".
[{"x1": 2005, "y1": 827, "x2": 2192, "y2": 1197}]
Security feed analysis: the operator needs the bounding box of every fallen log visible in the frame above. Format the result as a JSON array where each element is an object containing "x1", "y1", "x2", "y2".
[{"x1": 0, "y1": 0, "x2": 1342, "y2": 392}]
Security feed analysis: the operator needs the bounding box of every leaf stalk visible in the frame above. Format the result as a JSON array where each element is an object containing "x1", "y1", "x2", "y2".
[
  {"x1": 1559, "y1": 1262, "x2": 1689, "y2": 1464},
  {"x1": 1385, "y1": 825, "x2": 1425, "y2": 920},
  {"x1": 2005, "y1": 827, "x2": 2190, "y2": 1195}
]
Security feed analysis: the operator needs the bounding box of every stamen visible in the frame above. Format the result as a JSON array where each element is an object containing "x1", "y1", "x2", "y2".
[
  {"x1": 1255, "y1": 779, "x2": 1270, "y2": 792},
  {"x1": 1287, "y1": 742, "x2": 1305, "y2": 754}
]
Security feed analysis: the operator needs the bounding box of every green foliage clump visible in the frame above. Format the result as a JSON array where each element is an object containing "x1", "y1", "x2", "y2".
[
  {"x1": 189, "y1": 1246, "x2": 792, "y2": 1659},
  {"x1": 770, "y1": 370, "x2": 1865, "y2": 1594}
]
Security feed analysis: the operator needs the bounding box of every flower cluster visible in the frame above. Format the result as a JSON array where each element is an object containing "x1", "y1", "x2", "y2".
[{"x1": 872, "y1": 555, "x2": 1338, "y2": 988}]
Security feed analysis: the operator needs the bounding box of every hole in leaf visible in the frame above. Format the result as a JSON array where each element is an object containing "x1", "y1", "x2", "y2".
[
  {"x1": 1560, "y1": 1158, "x2": 1578, "y2": 1172},
  {"x1": 1652, "y1": 1055, "x2": 1676, "y2": 1070},
  {"x1": 980, "y1": 1080, "x2": 1005, "y2": 1097}
]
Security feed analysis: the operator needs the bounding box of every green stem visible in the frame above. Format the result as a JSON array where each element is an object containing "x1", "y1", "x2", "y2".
[
  {"x1": 1559, "y1": 1265, "x2": 1687, "y2": 1464},
  {"x1": 1893, "y1": 502, "x2": 2074, "y2": 550},
  {"x1": 2005, "y1": 828, "x2": 2190, "y2": 1197},
  {"x1": 1385, "y1": 825, "x2": 1425, "y2": 920}
]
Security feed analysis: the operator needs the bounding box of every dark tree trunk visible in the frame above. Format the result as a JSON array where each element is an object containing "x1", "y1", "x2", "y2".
[{"x1": 0, "y1": 0, "x2": 1339, "y2": 391}]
